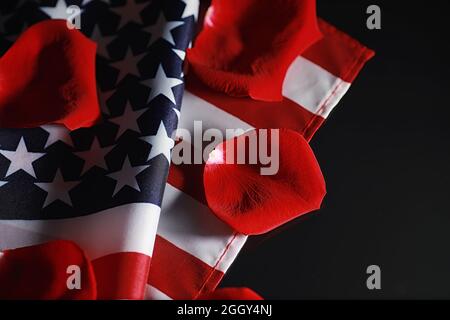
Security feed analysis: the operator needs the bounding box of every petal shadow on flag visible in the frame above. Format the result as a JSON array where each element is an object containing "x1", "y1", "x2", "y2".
[
  {"x1": 204, "y1": 128, "x2": 326, "y2": 235},
  {"x1": 0, "y1": 20, "x2": 101, "y2": 130},
  {"x1": 187, "y1": 0, "x2": 322, "y2": 101},
  {"x1": 0, "y1": 240, "x2": 96, "y2": 300}
]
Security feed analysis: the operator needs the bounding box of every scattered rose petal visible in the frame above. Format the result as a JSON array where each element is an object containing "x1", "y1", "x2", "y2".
[
  {"x1": 0, "y1": 20, "x2": 100, "y2": 130},
  {"x1": 204, "y1": 128, "x2": 326, "y2": 235},
  {"x1": 187, "y1": 0, "x2": 322, "y2": 101},
  {"x1": 0, "y1": 240, "x2": 96, "y2": 300}
]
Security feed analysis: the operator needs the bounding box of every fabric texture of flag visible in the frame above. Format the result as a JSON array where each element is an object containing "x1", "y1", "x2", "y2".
[{"x1": 0, "y1": 0, "x2": 196, "y2": 299}]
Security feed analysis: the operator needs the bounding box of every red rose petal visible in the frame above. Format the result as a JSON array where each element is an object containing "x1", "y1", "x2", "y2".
[
  {"x1": 204, "y1": 128, "x2": 326, "y2": 235},
  {"x1": 0, "y1": 240, "x2": 97, "y2": 300},
  {"x1": 0, "y1": 20, "x2": 100, "y2": 130},
  {"x1": 187, "y1": 0, "x2": 322, "y2": 101},
  {"x1": 197, "y1": 287, "x2": 263, "y2": 300}
]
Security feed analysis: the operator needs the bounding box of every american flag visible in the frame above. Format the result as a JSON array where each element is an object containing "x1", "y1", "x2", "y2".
[
  {"x1": 0, "y1": 0, "x2": 196, "y2": 299},
  {"x1": 0, "y1": 0, "x2": 373, "y2": 299},
  {"x1": 147, "y1": 19, "x2": 374, "y2": 299}
]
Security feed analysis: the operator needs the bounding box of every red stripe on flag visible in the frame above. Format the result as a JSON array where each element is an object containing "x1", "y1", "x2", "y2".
[
  {"x1": 168, "y1": 160, "x2": 206, "y2": 204},
  {"x1": 148, "y1": 235, "x2": 224, "y2": 300},
  {"x1": 92, "y1": 252, "x2": 151, "y2": 300},
  {"x1": 304, "y1": 20, "x2": 375, "y2": 82},
  {"x1": 186, "y1": 75, "x2": 320, "y2": 140}
]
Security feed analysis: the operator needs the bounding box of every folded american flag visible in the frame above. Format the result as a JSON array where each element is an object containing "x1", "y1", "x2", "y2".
[
  {"x1": 0, "y1": 0, "x2": 373, "y2": 299},
  {"x1": 146, "y1": 18, "x2": 374, "y2": 300}
]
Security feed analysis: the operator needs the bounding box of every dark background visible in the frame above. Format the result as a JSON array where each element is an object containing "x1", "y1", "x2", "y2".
[{"x1": 222, "y1": 0, "x2": 450, "y2": 299}]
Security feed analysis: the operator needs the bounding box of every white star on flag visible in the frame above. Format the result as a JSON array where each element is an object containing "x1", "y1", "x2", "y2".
[
  {"x1": 144, "y1": 13, "x2": 184, "y2": 46},
  {"x1": 172, "y1": 48, "x2": 186, "y2": 60},
  {"x1": 181, "y1": 0, "x2": 199, "y2": 20},
  {"x1": 172, "y1": 108, "x2": 181, "y2": 121},
  {"x1": 35, "y1": 170, "x2": 79, "y2": 208},
  {"x1": 110, "y1": 48, "x2": 145, "y2": 84},
  {"x1": 0, "y1": 138, "x2": 45, "y2": 178},
  {"x1": 41, "y1": 124, "x2": 74, "y2": 149},
  {"x1": 109, "y1": 102, "x2": 146, "y2": 138},
  {"x1": 76, "y1": 137, "x2": 114, "y2": 175},
  {"x1": 142, "y1": 65, "x2": 183, "y2": 104},
  {"x1": 40, "y1": 0, "x2": 72, "y2": 20},
  {"x1": 82, "y1": 0, "x2": 110, "y2": 6},
  {"x1": 107, "y1": 156, "x2": 149, "y2": 196},
  {"x1": 111, "y1": 0, "x2": 149, "y2": 28},
  {"x1": 0, "y1": 181, "x2": 7, "y2": 188},
  {"x1": 141, "y1": 121, "x2": 175, "y2": 163},
  {"x1": 90, "y1": 24, "x2": 116, "y2": 59}
]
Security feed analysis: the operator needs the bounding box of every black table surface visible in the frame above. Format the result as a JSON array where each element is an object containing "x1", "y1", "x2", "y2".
[{"x1": 222, "y1": 0, "x2": 450, "y2": 299}]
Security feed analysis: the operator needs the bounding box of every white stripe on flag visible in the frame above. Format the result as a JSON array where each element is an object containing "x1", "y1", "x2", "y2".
[
  {"x1": 0, "y1": 203, "x2": 160, "y2": 260},
  {"x1": 159, "y1": 184, "x2": 247, "y2": 272},
  {"x1": 179, "y1": 91, "x2": 254, "y2": 137},
  {"x1": 283, "y1": 56, "x2": 351, "y2": 118},
  {"x1": 145, "y1": 284, "x2": 172, "y2": 300}
]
